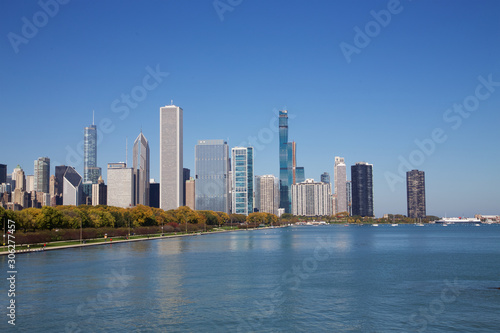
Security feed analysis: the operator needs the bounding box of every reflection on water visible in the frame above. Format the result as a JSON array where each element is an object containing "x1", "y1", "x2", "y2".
[{"x1": 6, "y1": 225, "x2": 500, "y2": 332}]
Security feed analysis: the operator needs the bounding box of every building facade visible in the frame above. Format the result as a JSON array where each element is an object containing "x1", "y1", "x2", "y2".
[
  {"x1": 351, "y1": 162, "x2": 373, "y2": 217},
  {"x1": 185, "y1": 177, "x2": 195, "y2": 210},
  {"x1": 160, "y1": 105, "x2": 183, "y2": 210},
  {"x1": 63, "y1": 166, "x2": 82, "y2": 206},
  {"x1": 260, "y1": 175, "x2": 278, "y2": 215},
  {"x1": 291, "y1": 179, "x2": 333, "y2": 216},
  {"x1": 107, "y1": 163, "x2": 134, "y2": 208},
  {"x1": 231, "y1": 147, "x2": 254, "y2": 215},
  {"x1": 279, "y1": 110, "x2": 293, "y2": 213},
  {"x1": 34, "y1": 157, "x2": 50, "y2": 193},
  {"x1": 407, "y1": 169, "x2": 426, "y2": 219},
  {"x1": 0, "y1": 164, "x2": 6, "y2": 184},
  {"x1": 84, "y1": 120, "x2": 101, "y2": 184},
  {"x1": 92, "y1": 176, "x2": 107, "y2": 206},
  {"x1": 334, "y1": 156, "x2": 347, "y2": 214},
  {"x1": 133, "y1": 131, "x2": 150, "y2": 206},
  {"x1": 195, "y1": 140, "x2": 230, "y2": 213},
  {"x1": 321, "y1": 172, "x2": 330, "y2": 184}
]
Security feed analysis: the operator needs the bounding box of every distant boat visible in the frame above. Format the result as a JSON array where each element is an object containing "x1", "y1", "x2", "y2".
[
  {"x1": 416, "y1": 223, "x2": 424, "y2": 226},
  {"x1": 391, "y1": 224, "x2": 398, "y2": 227},
  {"x1": 372, "y1": 224, "x2": 379, "y2": 227},
  {"x1": 435, "y1": 217, "x2": 481, "y2": 224},
  {"x1": 475, "y1": 223, "x2": 481, "y2": 227}
]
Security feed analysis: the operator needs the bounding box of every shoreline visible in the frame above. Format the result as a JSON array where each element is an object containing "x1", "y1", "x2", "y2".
[{"x1": 0, "y1": 226, "x2": 283, "y2": 256}]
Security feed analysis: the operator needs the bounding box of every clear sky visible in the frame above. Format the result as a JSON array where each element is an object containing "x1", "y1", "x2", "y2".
[{"x1": 1, "y1": 0, "x2": 499, "y2": 217}]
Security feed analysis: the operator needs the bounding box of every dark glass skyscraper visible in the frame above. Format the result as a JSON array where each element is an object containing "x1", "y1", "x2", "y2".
[
  {"x1": 321, "y1": 172, "x2": 330, "y2": 184},
  {"x1": 279, "y1": 110, "x2": 293, "y2": 213},
  {"x1": 407, "y1": 169, "x2": 426, "y2": 219},
  {"x1": 183, "y1": 168, "x2": 190, "y2": 206},
  {"x1": 351, "y1": 162, "x2": 373, "y2": 217},
  {"x1": 84, "y1": 117, "x2": 101, "y2": 184},
  {"x1": 195, "y1": 140, "x2": 230, "y2": 213},
  {"x1": 0, "y1": 164, "x2": 6, "y2": 184}
]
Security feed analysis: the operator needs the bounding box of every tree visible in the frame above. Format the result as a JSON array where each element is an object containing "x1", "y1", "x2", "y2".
[
  {"x1": 36, "y1": 206, "x2": 64, "y2": 230},
  {"x1": 229, "y1": 213, "x2": 246, "y2": 223},
  {"x1": 216, "y1": 212, "x2": 229, "y2": 226}
]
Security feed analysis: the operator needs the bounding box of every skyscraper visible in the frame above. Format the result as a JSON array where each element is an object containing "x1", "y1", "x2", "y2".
[
  {"x1": 231, "y1": 147, "x2": 254, "y2": 215},
  {"x1": 291, "y1": 179, "x2": 333, "y2": 216},
  {"x1": 407, "y1": 170, "x2": 426, "y2": 219},
  {"x1": 13, "y1": 165, "x2": 26, "y2": 191},
  {"x1": 183, "y1": 168, "x2": 190, "y2": 206},
  {"x1": 351, "y1": 162, "x2": 373, "y2": 217},
  {"x1": 63, "y1": 166, "x2": 82, "y2": 206},
  {"x1": 84, "y1": 116, "x2": 101, "y2": 184},
  {"x1": 149, "y1": 181, "x2": 160, "y2": 208},
  {"x1": 346, "y1": 180, "x2": 352, "y2": 216},
  {"x1": 279, "y1": 110, "x2": 292, "y2": 213},
  {"x1": 107, "y1": 162, "x2": 134, "y2": 208},
  {"x1": 185, "y1": 177, "x2": 195, "y2": 210},
  {"x1": 160, "y1": 105, "x2": 183, "y2": 211},
  {"x1": 55, "y1": 165, "x2": 69, "y2": 205},
  {"x1": 295, "y1": 167, "x2": 305, "y2": 184},
  {"x1": 321, "y1": 172, "x2": 330, "y2": 184},
  {"x1": 254, "y1": 175, "x2": 261, "y2": 212},
  {"x1": 334, "y1": 157, "x2": 347, "y2": 214},
  {"x1": 260, "y1": 175, "x2": 278, "y2": 215},
  {"x1": 0, "y1": 164, "x2": 6, "y2": 184},
  {"x1": 133, "y1": 131, "x2": 150, "y2": 206},
  {"x1": 34, "y1": 157, "x2": 50, "y2": 193},
  {"x1": 92, "y1": 176, "x2": 107, "y2": 206},
  {"x1": 195, "y1": 140, "x2": 230, "y2": 213}
]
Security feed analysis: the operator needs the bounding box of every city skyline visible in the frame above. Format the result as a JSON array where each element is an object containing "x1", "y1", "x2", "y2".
[{"x1": 1, "y1": 1, "x2": 499, "y2": 217}]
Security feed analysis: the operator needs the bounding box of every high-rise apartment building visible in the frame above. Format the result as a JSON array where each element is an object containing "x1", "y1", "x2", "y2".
[
  {"x1": 291, "y1": 179, "x2": 333, "y2": 216},
  {"x1": 160, "y1": 105, "x2": 183, "y2": 210},
  {"x1": 26, "y1": 175, "x2": 34, "y2": 193},
  {"x1": 407, "y1": 170, "x2": 426, "y2": 219},
  {"x1": 133, "y1": 131, "x2": 150, "y2": 206},
  {"x1": 334, "y1": 157, "x2": 347, "y2": 214},
  {"x1": 34, "y1": 157, "x2": 50, "y2": 193},
  {"x1": 231, "y1": 147, "x2": 254, "y2": 215},
  {"x1": 84, "y1": 117, "x2": 101, "y2": 184},
  {"x1": 195, "y1": 140, "x2": 230, "y2": 213},
  {"x1": 260, "y1": 175, "x2": 278, "y2": 215},
  {"x1": 63, "y1": 166, "x2": 82, "y2": 206},
  {"x1": 351, "y1": 162, "x2": 373, "y2": 217},
  {"x1": 107, "y1": 163, "x2": 134, "y2": 208}
]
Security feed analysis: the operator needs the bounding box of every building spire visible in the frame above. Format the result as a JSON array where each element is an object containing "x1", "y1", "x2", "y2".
[{"x1": 92, "y1": 110, "x2": 95, "y2": 125}]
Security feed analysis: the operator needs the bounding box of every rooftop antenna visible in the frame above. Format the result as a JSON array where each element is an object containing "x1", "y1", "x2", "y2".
[
  {"x1": 171, "y1": 99, "x2": 173, "y2": 105},
  {"x1": 92, "y1": 110, "x2": 95, "y2": 125},
  {"x1": 125, "y1": 137, "x2": 128, "y2": 167}
]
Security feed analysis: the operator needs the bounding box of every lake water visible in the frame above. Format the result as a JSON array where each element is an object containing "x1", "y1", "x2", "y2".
[{"x1": 3, "y1": 224, "x2": 500, "y2": 332}]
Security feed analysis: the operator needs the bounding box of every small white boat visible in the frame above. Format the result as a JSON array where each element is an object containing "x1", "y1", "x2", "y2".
[
  {"x1": 372, "y1": 224, "x2": 379, "y2": 227},
  {"x1": 475, "y1": 223, "x2": 480, "y2": 227},
  {"x1": 391, "y1": 224, "x2": 398, "y2": 227},
  {"x1": 416, "y1": 223, "x2": 424, "y2": 227},
  {"x1": 443, "y1": 223, "x2": 448, "y2": 227}
]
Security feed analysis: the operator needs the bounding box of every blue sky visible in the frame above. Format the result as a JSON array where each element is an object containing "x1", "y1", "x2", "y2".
[{"x1": 1, "y1": 0, "x2": 499, "y2": 217}]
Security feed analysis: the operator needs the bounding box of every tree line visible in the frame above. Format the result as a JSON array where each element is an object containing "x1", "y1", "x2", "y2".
[{"x1": 0, "y1": 205, "x2": 280, "y2": 232}]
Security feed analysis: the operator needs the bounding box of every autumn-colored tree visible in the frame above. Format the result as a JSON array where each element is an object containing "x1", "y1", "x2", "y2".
[
  {"x1": 36, "y1": 206, "x2": 64, "y2": 230},
  {"x1": 229, "y1": 213, "x2": 246, "y2": 223},
  {"x1": 130, "y1": 205, "x2": 156, "y2": 227},
  {"x1": 215, "y1": 212, "x2": 229, "y2": 226}
]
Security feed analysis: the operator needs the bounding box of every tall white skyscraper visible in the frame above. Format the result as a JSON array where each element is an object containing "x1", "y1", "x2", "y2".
[
  {"x1": 334, "y1": 156, "x2": 347, "y2": 214},
  {"x1": 160, "y1": 105, "x2": 183, "y2": 210},
  {"x1": 133, "y1": 131, "x2": 150, "y2": 206},
  {"x1": 231, "y1": 147, "x2": 254, "y2": 215}
]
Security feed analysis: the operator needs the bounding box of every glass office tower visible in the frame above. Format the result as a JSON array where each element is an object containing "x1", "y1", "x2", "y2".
[
  {"x1": 231, "y1": 147, "x2": 254, "y2": 215},
  {"x1": 195, "y1": 140, "x2": 230, "y2": 213},
  {"x1": 351, "y1": 162, "x2": 373, "y2": 217},
  {"x1": 279, "y1": 110, "x2": 292, "y2": 213}
]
